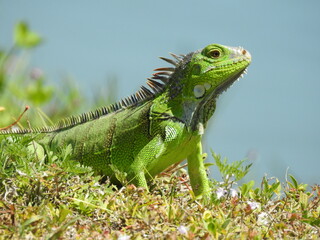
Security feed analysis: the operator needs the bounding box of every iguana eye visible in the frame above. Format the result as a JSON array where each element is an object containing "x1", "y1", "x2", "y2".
[{"x1": 208, "y1": 49, "x2": 221, "y2": 59}]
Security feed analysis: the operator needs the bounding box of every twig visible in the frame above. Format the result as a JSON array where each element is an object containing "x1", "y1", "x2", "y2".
[{"x1": 0, "y1": 105, "x2": 30, "y2": 130}]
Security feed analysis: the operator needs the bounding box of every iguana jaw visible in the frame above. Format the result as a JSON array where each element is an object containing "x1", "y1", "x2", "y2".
[
  {"x1": 189, "y1": 67, "x2": 248, "y2": 129},
  {"x1": 184, "y1": 66, "x2": 249, "y2": 130},
  {"x1": 213, "y1": 67, "x2": 248, "y2": 96}
]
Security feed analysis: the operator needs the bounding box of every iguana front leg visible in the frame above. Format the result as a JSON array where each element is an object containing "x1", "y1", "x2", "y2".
[
  {"x1": 128, "y1": 170, "x2": 149, "y2": 190},
  {"x1": 187, "y1": 140, "x2": 210, "y2": 197},
  {"x1": 127, "y1": 135, "x2": 165, "y2": 191}
]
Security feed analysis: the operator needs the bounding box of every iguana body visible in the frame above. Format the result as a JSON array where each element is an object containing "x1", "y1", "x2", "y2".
[{"x1": 0, "y1": 44, "x2": 251, "y2": 196}]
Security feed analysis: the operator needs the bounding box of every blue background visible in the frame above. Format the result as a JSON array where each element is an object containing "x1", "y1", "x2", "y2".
[{"x1": 1, "y1": 1, "x2": 319, "y2": 184}]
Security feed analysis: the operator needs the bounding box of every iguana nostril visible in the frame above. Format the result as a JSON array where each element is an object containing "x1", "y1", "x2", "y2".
[{"x1": 242, "y1": 48, "x2": 251, "y2": 60}]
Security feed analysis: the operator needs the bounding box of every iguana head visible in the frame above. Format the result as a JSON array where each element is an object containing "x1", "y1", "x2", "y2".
[
  {"x1": 181, "y1": 43, "x2": 251, "y2": 101},
  {"x1": 149, "y1": 44, "x2": 251, "y2": 128}
]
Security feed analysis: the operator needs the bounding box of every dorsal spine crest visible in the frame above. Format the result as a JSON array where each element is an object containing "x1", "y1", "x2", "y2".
[{"x1": 1, "y1": 52, "x2": 188, "y2": 134}]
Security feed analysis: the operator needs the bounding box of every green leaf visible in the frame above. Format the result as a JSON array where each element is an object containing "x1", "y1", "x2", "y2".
[
  {"x1": 47, "y1": 218, "x2": 78, "y2": 240},
  {"x1": 202, "y1": 210, "x2": 212, "y2": 221},
  {"x1": 289, "y1": 175, "x2": 298, "y2": 189},
  {"x1": 19, "y1": 215, "x2": 43, "y2": 236},
  {"x1": 221, "y1": 219, "x2": 231, "y2": 229},
  {"x1": 299, "y1": 192, "x2": 308, "y2": 209},
  {"x1": 240, "y1": 180, "x2": 255, "y2": 197},
  {"x1": 58, "y1": 206, "x2": 72, "y2": 223},
  {"x1": 302, "y1": 218, "x2": 320, "y2": 227},
  {"x1": 62, "y1": 144, "x2": 73, "y2": 162},
  {"x1": 269, "y1": 181, "x2": 281, "y2": 193},
  {"x1": 14, "y1": 21, "x2": 42, "y2": 48},
  {"x1": 207, "y1": 222, "x2": 216, "y2": 235},
  {"x1": 211, "y1": 150, "x2": 252, "y2": 182}
]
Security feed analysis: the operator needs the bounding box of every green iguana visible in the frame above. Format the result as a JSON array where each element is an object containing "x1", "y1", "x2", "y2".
[{"x1": 0, "y1": 44, "x2": 251, "y2": 196}]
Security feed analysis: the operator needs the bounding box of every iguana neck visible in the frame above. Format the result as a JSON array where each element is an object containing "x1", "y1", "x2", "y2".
[{"x1": 154, "y1": 86, "x2": 216, "y2": 134}]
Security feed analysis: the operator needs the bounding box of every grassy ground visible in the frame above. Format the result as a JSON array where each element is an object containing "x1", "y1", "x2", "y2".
[{"x1": 0, "y1": 136, "x2": 319, "y2": 239}]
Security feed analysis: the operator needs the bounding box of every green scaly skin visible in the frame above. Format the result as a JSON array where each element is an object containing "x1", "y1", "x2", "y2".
[{"x1": 0, "y1": 44, "x2": 251, "y2": 196}]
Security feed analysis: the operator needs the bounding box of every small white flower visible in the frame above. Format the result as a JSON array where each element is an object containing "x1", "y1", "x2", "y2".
[
  {"x1": 117, "y1": 235, "x2": 130, "y2": 240},
  {"x1": 230, "y1": 188, "x2": 238, "y2": 197},
  {"x1": 216, "y1": 187, "x2": 228, "y2": 199},
  {"x1": 98, "y1": 189, "x2": 105, "y2": 195},
  {"x1": 177, "y1": 225, "x2": 188, "y2": 235},
  {"x1": 257, "y1": 212, "x2": 269, "y2": 225},
  {"x1": 16, "y1": 170, "x2": 27, "y2": 176},
  {"x1": 225, "y1": 174, "x2": 235, "y2": 181},
  {"x1": 247, "y1": 201, "x2": 260, "y2": 210}
]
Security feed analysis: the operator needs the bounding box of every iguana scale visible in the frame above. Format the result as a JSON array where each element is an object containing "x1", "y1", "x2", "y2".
[{"x1": 0, "y1": 44, "x2": 251, "y2": 196}]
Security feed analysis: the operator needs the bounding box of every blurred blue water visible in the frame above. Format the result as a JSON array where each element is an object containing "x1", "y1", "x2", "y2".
[{"x1": 1, "y1": 0, "x2": 319, "y2": 185}]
